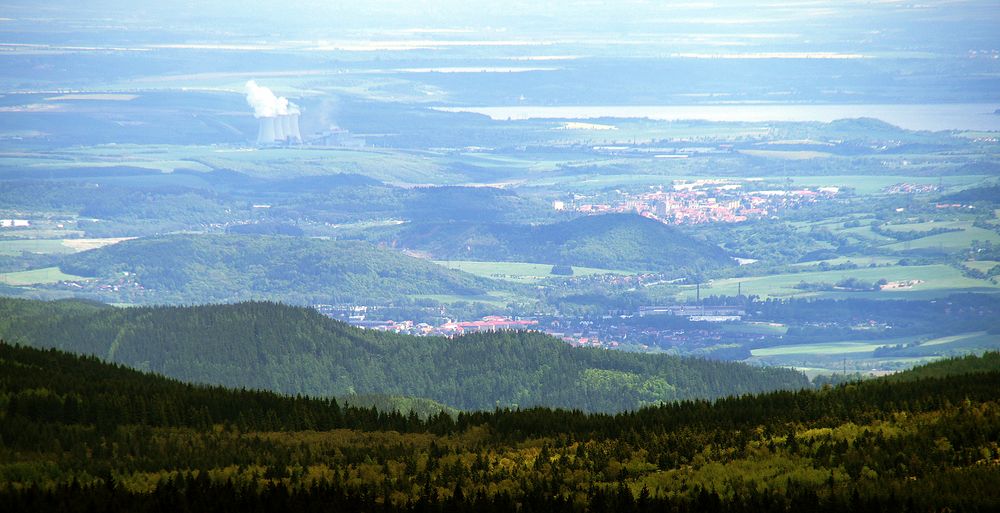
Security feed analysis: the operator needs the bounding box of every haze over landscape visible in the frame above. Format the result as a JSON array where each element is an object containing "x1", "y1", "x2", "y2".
[{"x1": 1, "y1": 1, "x2": 999, "y2": 511}]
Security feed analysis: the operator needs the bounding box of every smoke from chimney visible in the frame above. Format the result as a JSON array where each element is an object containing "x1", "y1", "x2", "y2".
[{"x1": 245, "y1": 80, "x2": 301, "y2": 145}]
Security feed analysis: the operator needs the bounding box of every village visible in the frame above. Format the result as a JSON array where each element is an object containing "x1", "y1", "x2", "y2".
[
  {"x1": 313, "y1": 302, "x2": 751, "y2": 354},
  {"x1": 556, "y1": 179, "x2": 840, "y2": 224}
]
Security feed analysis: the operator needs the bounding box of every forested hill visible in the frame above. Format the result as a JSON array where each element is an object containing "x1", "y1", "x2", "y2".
[
  {"x1": 58, "y1": 234, "x2": 503, "y2": 304},
  {"x1": 938, "y1": 183, "x2": 1000, "y2": 204},
  {"x1": 2, "y1": 343, "x2": 999, "y2": 512},
  {"x1": 886, "y1": 350, "x2": 1000, "y2": 382},
  {"x1": 0, "y1": 298, "x2": 807, "y2": 411},
  {"x1": 385, "y1": 213, "x2": 733, "y2": 274}
]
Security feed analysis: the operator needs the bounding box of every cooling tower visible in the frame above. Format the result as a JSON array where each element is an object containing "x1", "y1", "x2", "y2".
[
  {"x1": 257, "y1": 117, "x2": 276, "y2": 144},
  {"x1": 273, "y1": 115, "x2": 287, "y2": 142},
  {"x1": 288, "y1": 114, "x2": 302, "y2": 142},
  {"x1": 280, "y1": 115, "x2": 294, "y2": 142}
]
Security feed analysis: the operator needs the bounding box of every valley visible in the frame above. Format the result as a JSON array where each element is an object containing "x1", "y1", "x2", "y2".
[{"x1": 2, "y1": 1, "x2": 1000, "y2": 510}]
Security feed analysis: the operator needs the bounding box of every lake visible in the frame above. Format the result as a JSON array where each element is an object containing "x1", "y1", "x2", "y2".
[{"x1": 435, "y1": 103, "x2": 1000, "y2": 131}]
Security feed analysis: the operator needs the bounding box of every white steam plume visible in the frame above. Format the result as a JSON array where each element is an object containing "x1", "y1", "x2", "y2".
[{"x1": 244, "y1": 80, "x2": 300, "y2": 118}]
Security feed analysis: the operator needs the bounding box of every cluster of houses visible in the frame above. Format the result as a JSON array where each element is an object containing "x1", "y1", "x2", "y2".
[
  {"x1": 315, "y1": 302, "x2": 753, "y2": 352},
  {"x1": 638, "y1": 305, "x2": 746, "y2": 322},
  {"x1": 330, "y1": 313, "x2": 539, "y2": 337},
  {"x1": 562, "y1": 179, "x2": 839, "y2": 225},
  {"x1": 882, "y1": 182, "x2": 939, "y2": 195}
]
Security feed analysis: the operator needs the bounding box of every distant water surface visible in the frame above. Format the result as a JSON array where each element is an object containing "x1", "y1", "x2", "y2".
[{"x1": 435, "y1": 104, "x2": 1000, "y2": 131}]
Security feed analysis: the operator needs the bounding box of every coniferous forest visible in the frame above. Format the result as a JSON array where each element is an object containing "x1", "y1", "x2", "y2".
[
  {"x1": 2, "y1": 342, "x2": 999, "y2": 512},
  {"x1": 0, "y1": 298, "x2": 807, "y2": 412}
]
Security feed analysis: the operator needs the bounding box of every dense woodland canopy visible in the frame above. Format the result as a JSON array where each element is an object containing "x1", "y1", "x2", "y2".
[
  {"x1": 0, "y1": 298, "x2": 806, "y2": 412},
  {"x1": 1, "y1": 342, "x2": 998, "y2": 512}
]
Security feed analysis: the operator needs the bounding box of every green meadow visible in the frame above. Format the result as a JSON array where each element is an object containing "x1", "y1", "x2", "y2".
[
  {"x1": 748, "y1": 330, "x2": 1000, "y2": 375},
  {"x1": 717, "y1": 322, "x2": 789, "y2": 336},
  {"x1": 964, "y1": 260, "x2": 1000, "y2": 273},
  {"x1": 791, "y1": 256, "x2": 901, "y2": 268},
  {"x1": 751, "y1": 338, "x2": 910, "y2": 357},
  {"x1": 882, "y1": 221, "x2": 1000, "y2": 251},
  {"x1": 0, "y1": 267, "x2": 86, "y2": 285},
  {"x1": 0, "y1": 239, "x2": 77, "y2": 256},
  {"x1": 0, "y1": 237, "x2": 130, "y2": 256},
  {"x1": 673, "y1": 264, "x2": 1000, "y2": 301}
]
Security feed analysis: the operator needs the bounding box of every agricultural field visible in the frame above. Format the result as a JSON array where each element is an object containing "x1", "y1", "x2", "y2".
[
  {"x1": 883, "y1": 220, "x2": 971, "y2": 232},
  {"x1": 831, "y1": 224, "x2": 897, "y2": 243},
  {"x1": 748, "y1": 331, "x2": 1000, "y2": 376},
  {"x1": 0, "y1": 237, "x2": 130, "y2": 256},
  {"x1": 0, "y1": 147, "x2": 212, "y2": 174},
  {"x1": 0, "y1": 239, "x2": 77, "y2": 256},
  {"x1": 882, "y1": 221, "x2": 1000, "y2": 251},
  {"x1": 671, "y1": 264, "x2": 1000, "y2": 301},
  {"x1": 751, "y1": 338, "x2": 911, "y2": 357},
  {"x1": 786, "y1": 174, "x2": 989, "y2": 195},
  {"x1": 717, "y1": 321, "x2": 789, "y2": 336},
  {"x1": 791, "y1": 256, "x2": 901, "y2": 268},
  {"x1": 0, "y1": 267, "x2": 86, "y2": 286},
  {"x1": 738, "y1": 149, "x2": 835, "y2": 160},
  {"x1": 3, "y1": 144, "x2": 464, "y2": 184},
  {"x1": 964, "y1": 260, "x2": 1000, "y2": 273},
  {"x1": 433, "y1": 260, "x2": 632, "y2": 283}
]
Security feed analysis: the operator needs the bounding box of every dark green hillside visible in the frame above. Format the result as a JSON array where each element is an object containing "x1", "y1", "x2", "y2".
[
  {"x1": 58, "y1": 234, "x2": 500, "y2": 304},
  {"x1": 388, "y1": 214, "x2": 732, "y2": 274},
  {"x1": 0, "y1": 341, "x2": 454, "y2": 429},
  {"x1": 886, "y1": 351, "x2": 1000, "y2": 382},
  {"x1": 938, "y1": 183, "x2": 1000, "y2": 203},
  {"x1": 402, "y1": 185, "x2": 551, "y2": 223},
  {"x1": 2, "y1": 341, "x2": 999, "y2": 512},
  {"x1": 0, "y1": 298, "x2": 806, "y2": 411}
]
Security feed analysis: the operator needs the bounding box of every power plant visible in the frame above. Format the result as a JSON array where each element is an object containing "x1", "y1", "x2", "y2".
[
  {"x1": 245, "y1": 80, "x2": 302, "y2": 145},
  {"x1": 256, "y1": 113, "x2": 301, "y2": 145}
]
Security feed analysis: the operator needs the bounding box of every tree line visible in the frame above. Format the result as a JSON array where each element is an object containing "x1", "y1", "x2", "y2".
[{"x1": 1, "y1": 342, "x2": 999, "y2": 511}]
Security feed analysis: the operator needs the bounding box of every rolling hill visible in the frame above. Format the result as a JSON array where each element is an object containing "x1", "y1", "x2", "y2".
[
  {"x1": 0, "y1": 298, "x2": 807, "y2": 411},
  {"x1": 57, "y1": 234, "x2": 503, "y2": 304},
  {"x1": 384, "y1": 213, "x2": 733, "y2": 274}
]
